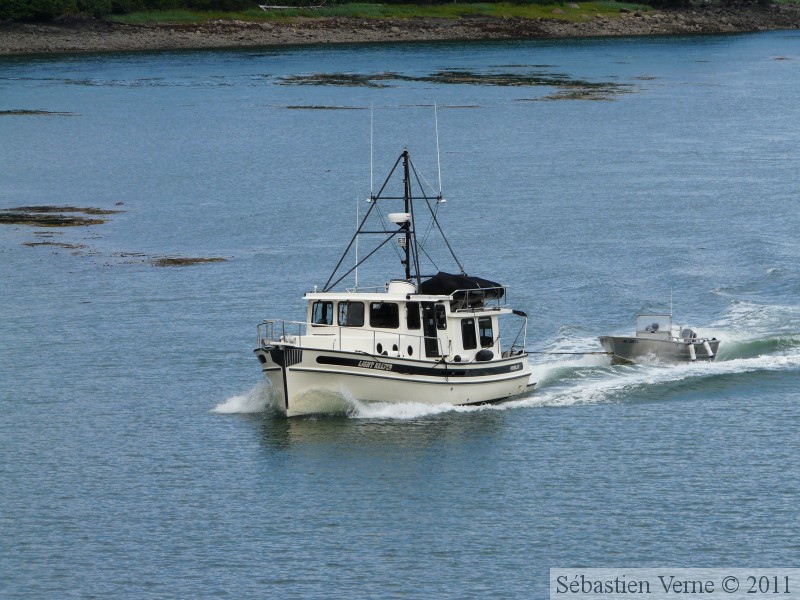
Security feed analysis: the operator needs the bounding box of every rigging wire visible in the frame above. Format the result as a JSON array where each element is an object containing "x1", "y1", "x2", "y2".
[
  {"x1": 407, "y1": 165, "x2": 441, "y2": 273},
  {"x1": 416, "y1": 169, "x2": 439, "y2": 197},
  {"x1": 419, "y1": 198, "x2": 439, "y2": 249},
  {"x1": 409, "y1": 157, "x2": 464, "y2": 275},
  {"x1": 416, "y1": 242, "x2": 440, "y2": 273}
]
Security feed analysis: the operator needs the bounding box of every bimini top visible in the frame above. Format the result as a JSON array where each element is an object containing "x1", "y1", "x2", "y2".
[{"x1": 419, "y1": 271, "x2": 505, "y2": 301}]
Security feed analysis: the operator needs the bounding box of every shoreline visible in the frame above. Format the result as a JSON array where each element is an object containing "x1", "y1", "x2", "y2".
[{"x1": 2, "y1": 5, "x2": 800, "y2": 56}]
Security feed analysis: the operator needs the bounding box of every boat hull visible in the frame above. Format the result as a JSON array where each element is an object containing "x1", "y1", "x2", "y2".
[
  {"x1": 599, "y1": 336, "x2": 720, "y2": 364},
  {"x1": 254, "y1": 345, "x2": 533, "y2": 417}
]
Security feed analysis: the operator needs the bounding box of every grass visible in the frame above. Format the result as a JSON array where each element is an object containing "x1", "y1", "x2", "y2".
[{"x1": 108, "y1": 2, "x2": 651, "y2": 25}]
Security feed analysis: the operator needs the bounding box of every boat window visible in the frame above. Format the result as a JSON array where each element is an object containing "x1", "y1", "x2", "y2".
[
  {"x1": 370, "y1": 302, "x2": 399, "y2": 329},
  {"x1": 479, "y1": 317, "x2": 494, "y2": 348},
  {"x1": 636, "y1": 315, "x2": 671, "y2": 334},
  {"x1": 406, "y1": 302, "x2": 421, "y2": 330},
  {"x1": 338, "y1": 301, "x2": 364, "y2": 327},
  {"x1": 461, "y1": 318, "x2": 477, "y2": 350},
  {"x1": 435, "y1": 304, "x2": 447, "y2": 330},
  {"x1": 311, "y1": 301, "x2": 333, "y2": 325}
]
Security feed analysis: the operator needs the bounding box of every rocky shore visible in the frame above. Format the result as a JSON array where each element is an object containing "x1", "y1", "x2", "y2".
[{"x1": 2, "y1": 4, "x2": 799, "y2": 56}]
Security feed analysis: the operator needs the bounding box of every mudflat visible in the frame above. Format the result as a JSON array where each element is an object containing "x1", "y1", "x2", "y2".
[{"x1": 2, "y1": 4, "x2": 799, "y2": 56}]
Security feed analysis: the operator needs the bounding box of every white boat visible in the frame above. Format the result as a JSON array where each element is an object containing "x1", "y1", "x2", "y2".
[
  {"x1": 599, "y1": 313, "x2": 720, "y2": 364},
  {"x1": 254, "y1": 150, "x2": 533, "y2": 417}
]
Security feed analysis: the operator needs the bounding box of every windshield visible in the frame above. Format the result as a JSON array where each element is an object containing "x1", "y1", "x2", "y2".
[{"x1": 636, "y1": 315, "x2": 672, "y2": 334}]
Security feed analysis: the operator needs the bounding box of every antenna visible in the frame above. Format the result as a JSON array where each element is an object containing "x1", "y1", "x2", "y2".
[
  {"x1": 369, "y1": 103, "x2": 374, "y2": 198},
  {"x1": 434, "y1": 102, "x2": 442, "y2": 196},
  {"x1": 355, "y1": 196, "x2": 360, "y2": 289}
]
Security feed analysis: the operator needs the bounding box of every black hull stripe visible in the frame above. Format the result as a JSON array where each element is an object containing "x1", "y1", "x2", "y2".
[
  {"x1": 315, "y1": 354, "x2": 525, "y2": 378},
  {"x1": 288, "y1": 366, "x2": 531, "y2": 387}
]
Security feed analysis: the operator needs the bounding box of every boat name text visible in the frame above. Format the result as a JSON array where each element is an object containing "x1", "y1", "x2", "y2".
[{"x1": 357, "y1": 360, "x2": 394, "y2": 371}]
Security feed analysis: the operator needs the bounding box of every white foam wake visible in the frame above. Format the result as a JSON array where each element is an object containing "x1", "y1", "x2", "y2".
[
  {"x1": 212, "y1": 381, "x2": 273, "y2": 414},
  {"x1": 348, "y1": 398, "x2": 499, "y2": 419},
  {"x1": 518, "y1": 350, "x2": 800, "y2": 410},
  {"x1": 353, "y1": 343, "x2": 800, "y2": 418}
]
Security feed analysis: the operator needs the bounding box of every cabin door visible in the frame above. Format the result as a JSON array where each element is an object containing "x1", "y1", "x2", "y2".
[{"x1": 421, "y1": 302, "x2": 440, "y2": 357}]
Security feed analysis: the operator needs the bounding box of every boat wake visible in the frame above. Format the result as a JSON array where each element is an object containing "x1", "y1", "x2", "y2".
[
  {"x1": 517, "y1": 300, "x2": 800, "y2": 410},
  {"x1": 219, "y1": 340, "x2": 799, "y2": 419},
  {"x1": 347, "y1": 397, "x2": 519, "y2": 420},
  {"x1": 219, "y1": 302, "x2": 799, "y2": 420},
  {"x1": 212, "y1": 381, "x2": 274, "y2": 414},
  {"x1": 346, "y1": 312, "x2": 800, "y2": 417},
  {"x1": 520, "y1": 350, "x2": 800, "y2": 409},
  {"x1": 711, "y1": 300, "x2": 800, "y2": 360}
]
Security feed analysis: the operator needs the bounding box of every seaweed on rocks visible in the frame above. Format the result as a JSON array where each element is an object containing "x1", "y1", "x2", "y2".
[
  {"x1": 0, "y1": 205, "x2": 123, "y2": 227},
  {"x1": 151, "y1": 257, "x2": 227, "y2": 267},
  {"x1": 0, "y1": 109, "x2": 76, "y2": 116},
  {"x1": 278, "y1": 68, "x2": 634, "y2": 99}
]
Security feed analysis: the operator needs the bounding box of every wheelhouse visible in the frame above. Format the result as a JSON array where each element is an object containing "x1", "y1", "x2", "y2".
[{"x1": 297, "y1": 278, "x2": 524, "y2": 363}]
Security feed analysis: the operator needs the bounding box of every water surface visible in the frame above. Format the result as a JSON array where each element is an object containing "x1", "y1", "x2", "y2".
[{"x1": 2, "y1": 32, "x2": 799, "y2": 598}]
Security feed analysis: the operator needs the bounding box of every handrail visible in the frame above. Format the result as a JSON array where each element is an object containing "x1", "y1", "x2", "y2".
[
  {"x1": 344, "y1": 285, "x2": 386, "y2": 293},
  {"x1": 659, "y1": 334, "x2": 715, "y2": 344},
  {"x1": 507, "y1": 311, "x2": 527, "y2": 354},
  {"x1": 447, "y1": 285, "x2": 509, "y2": 311}
]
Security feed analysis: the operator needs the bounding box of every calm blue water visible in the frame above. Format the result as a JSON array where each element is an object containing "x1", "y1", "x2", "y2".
[{"x1": 2, "y1": 32, "x2": 799, "y2": 598}]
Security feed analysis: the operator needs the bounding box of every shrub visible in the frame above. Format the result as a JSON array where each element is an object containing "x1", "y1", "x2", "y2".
[
  {"x1": 0, "y1": 0, "x2": 78, "y2": 20},
  {"x1": 78, "y1": 0, "x2": 113, "y2": 16}
]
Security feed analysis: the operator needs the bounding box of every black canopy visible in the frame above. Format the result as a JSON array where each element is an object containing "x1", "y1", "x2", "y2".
[{"x1": 419, "y1": 272, "x2": 505, "y2": 301}]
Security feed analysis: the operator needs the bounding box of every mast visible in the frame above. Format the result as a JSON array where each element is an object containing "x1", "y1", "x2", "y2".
[
  {"x1": 402, "y1": 150, "x2": 412, "y2": 283},
  {"x1": 322, "y1": 149, "x2": 462, "y2": 293}
]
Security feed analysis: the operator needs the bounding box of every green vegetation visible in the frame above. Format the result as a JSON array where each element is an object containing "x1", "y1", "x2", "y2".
[
  {"x1": 2, "y1": 1, "x2": 651, "y2": 23},
  {"x1": 108, "y1": 2, "x2": 648, "y2": 24},
  {"x1": 0, "y1": 0, "x2": 252, "y2": 21},
  {"x1": 107, "y1": 7, "x2": 256, "y2": 21},
  {"x1": 2, "y1": 0, "x2": 796, "y2": 24}
]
